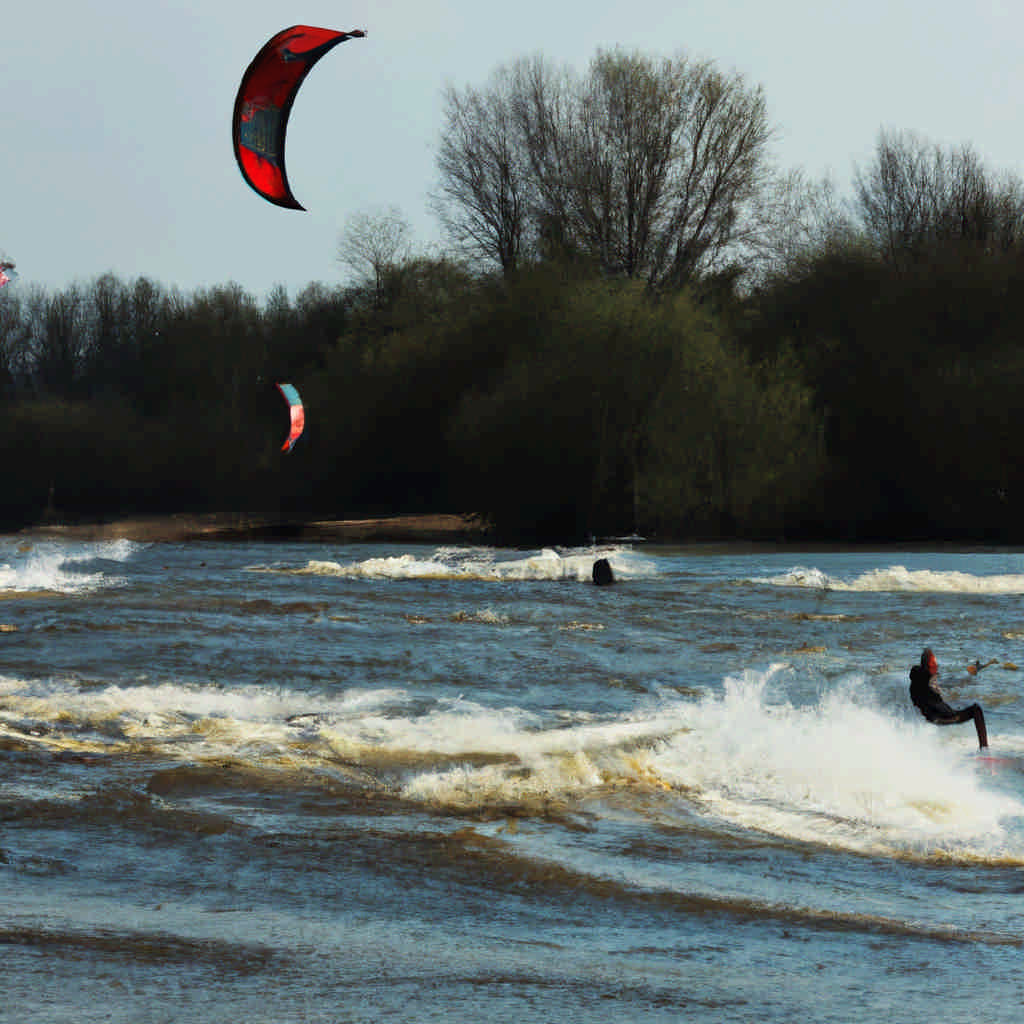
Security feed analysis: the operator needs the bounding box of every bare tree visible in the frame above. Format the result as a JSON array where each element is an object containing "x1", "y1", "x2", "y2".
[
  {"x1": 337, "y1": 205, "x2": 413, "y2": 303},
  {"x1": 747, "y1": 170, "x2": 863, "y2": 283},
  {"x1": 86, "y1": 274, "x2": 130, "y2": 383},
  {"x1": 31, "y1": 285, "x2": 86, "y2": 398},
  {"x1": 651, "y1": 59, "x2": 772, "y2": 286},
  {"x1": 854, "y1": 129, "x2": 1024, "y2": 270},
  {"x1": 518, "y1": 50, "x2": 683, "y2": 277},
  {"x1": 0, "y1": 285, "x2": 27, "y2": 392},
  {"x1": 433, "y1": 69, "x2": 533, "y2": 276},
  {"x1": 434, "y1": 49, "x2": 775, "y2": 288}
]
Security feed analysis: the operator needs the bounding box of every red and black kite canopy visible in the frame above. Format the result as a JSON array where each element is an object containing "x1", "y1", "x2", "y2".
[{"x1": 232, "y1": 26, "x2": 366, "y2": 210}]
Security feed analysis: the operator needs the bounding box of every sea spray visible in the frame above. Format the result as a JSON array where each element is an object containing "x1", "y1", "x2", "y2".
[
  {"x1": 645, "y1": 666, "x2": 1024, "y2": 857},
  {"x1": 0, "y1": 540, "x2": 134, "y2": 594},
  {"x1": 6, "y1": 662, "x2": 1021, "y2": 861}
]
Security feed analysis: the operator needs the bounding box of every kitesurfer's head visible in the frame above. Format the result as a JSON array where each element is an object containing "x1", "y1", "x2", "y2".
[{"x1": 920, "y1": 648, "x2": 938, "y2": 675}]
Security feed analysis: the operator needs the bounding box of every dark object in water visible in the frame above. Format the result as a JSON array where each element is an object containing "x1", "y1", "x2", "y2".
[{"x1": 592, "y1": 558, "x2": 614, "y2": 586}]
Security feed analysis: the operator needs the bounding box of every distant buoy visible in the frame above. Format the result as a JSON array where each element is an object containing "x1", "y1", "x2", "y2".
[{"x1": 592, "y1": 558, "x2": 614, "y2": 586}]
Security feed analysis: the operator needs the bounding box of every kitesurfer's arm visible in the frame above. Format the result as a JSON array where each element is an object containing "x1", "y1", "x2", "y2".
[{"x1": 966, "y1": 658, "x2": 998, "y2": 675}]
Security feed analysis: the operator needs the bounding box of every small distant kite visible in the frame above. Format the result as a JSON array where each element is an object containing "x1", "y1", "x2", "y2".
[
  {"x1": 232, "y1": 25, "x2": 366, "y2": 210},
  {"x1": 0, "y1": 258, "x2": 16, "y2": 289},
  {"x1": 276, "y1": 382, "x2": 305, "y2": 452}
]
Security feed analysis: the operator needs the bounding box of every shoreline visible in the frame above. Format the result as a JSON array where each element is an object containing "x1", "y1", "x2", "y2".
[
  {"x1": 11, "y1": 515, "x2": 1024, "y2": 553},
  {"x1": 13, "y1": 513, "x2": 491, "y2": 544}
]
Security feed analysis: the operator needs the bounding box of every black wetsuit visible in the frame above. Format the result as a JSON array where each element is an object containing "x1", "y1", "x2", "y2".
[{"x1": 909, "y1": 664, "x2": 988, "y2": 748}]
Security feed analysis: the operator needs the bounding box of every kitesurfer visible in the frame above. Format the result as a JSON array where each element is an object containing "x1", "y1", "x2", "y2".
[{"x1": 909, "y1": 647, "x2": 989, "y2": 749}]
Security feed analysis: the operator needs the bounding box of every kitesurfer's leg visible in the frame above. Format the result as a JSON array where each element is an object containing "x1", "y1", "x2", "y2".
[
  {"x1": 968, "y1": 704, "x2": 989, "y2": 749},
  {"x1": 933, "y1": 705, "x2": 989, "y2": 749}
]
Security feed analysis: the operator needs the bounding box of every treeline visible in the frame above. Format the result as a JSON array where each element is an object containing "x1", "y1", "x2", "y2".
[
  {"x1": 3, "y1": 48, "x2": 1024, "y2": 544},
  {"x1": 0, "y1": 265, "x2": 820, "y2": 541}
]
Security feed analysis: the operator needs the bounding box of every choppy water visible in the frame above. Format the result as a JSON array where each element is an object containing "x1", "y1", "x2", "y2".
[{"x1": 2, "y1": 537, "x2": 1024, "y2": 1022}]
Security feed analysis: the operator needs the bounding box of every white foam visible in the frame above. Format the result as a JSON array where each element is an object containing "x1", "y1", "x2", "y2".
[
  {"x1": 389, "y1": 668, "x2": 1024, "y2": 859},
  {"x1": 69, "y1": 538, "x2": 143, "y2": 564},
  {"x1": 0, "y1": 540, "x2": 136, "y2": 594},
  {"x1": 0, "y1": 676, "x2": 409, "y2": 756},
  {"x1": 6, "y1": 665, "x2": 1021, "y2": 860},
  {"x1": 450, "y1": 607, "x2": 509, "y2": 625},
  {"x1": 753, "y1": 564, "x2": 1024, "y2": 594},
  {"x1": 266, "y1": 544, "x2": 657, "y2": 583},
  {"x1": 643, "y1": 668, "x2": 1024, "y2": 856}
]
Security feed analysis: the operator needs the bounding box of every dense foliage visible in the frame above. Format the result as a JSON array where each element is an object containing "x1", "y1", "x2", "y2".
[
  {"x1": 0, "y1": 262, "x2": 827, "y2": 542},
  {"x1": 7, "y1": 227, "x2": 1023, "y2": 544}
]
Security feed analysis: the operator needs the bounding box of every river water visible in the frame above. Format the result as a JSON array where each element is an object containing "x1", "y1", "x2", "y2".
[{"x1": 2, "y1": 537, "x2": 1023, "y2": 1022}]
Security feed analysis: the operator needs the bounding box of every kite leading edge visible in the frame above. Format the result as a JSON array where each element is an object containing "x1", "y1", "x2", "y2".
[{"x1": 232, "y1": 25, "x2": 366, "y2": 210}]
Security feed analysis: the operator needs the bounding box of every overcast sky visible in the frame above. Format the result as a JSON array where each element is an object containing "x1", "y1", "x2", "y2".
[{"x1": 4, "y1": 1, "x2": 1021, "y2": 301}]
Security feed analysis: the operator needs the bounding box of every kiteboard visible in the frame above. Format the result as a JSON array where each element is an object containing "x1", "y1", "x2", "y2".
[{"x1": 972, "y1": 752, "x2": 1024, "y2": 773}]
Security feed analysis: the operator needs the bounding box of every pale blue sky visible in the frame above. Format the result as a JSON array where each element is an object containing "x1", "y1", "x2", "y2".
[{"x1": 3, "y1": 0, "x2": 1021, "y2": 299}]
